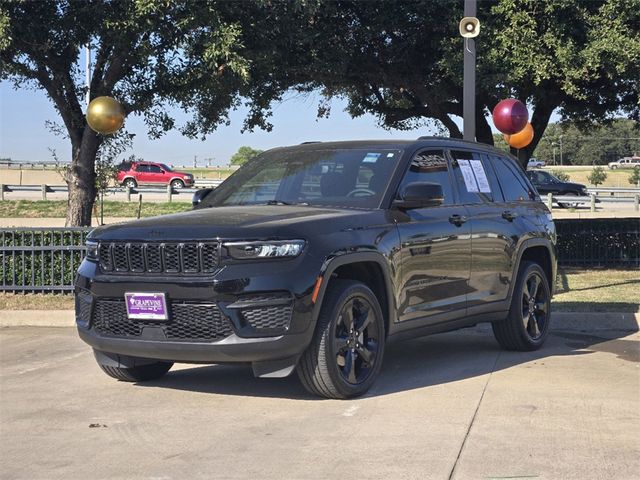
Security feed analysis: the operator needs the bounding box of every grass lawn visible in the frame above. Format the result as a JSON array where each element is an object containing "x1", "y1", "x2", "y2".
[
  {"x1": 543, "y1": 167, "x2": 636, "y2": 188},
  {"x1": 553, "y1": 268, "x2": 639, "y2": 312},
  {"x1": 2, "y1": 268, "x2": 637, "y2": 312},
  {"x1": 0, "y1": 200, "x2": 191, "y2": 218},
  {"x1": 180, "y1": 168, "x2": 235, "y2": 179}
]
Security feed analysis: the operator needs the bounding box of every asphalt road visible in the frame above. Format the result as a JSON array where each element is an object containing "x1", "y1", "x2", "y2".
[{"x1": 1, "y1": 319, "x2": 638, "y2": 480}]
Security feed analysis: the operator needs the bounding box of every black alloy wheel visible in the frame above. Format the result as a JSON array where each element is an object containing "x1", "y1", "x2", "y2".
[
  {"x1": 297, "y1": 279, "x2": 386, "y2": 399},
  {"x1": 334, "y1": 296, "x2": 380, "y2": 385},
  {"x1": 520, "y1": 271, "x2": 548, "y2": 340},
  {"x1": 492, "y1": 261, "x2": 551, "y2": 351}
]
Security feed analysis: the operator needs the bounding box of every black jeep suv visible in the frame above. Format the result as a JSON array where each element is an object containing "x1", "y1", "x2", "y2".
[{"x1": 75, "y1": 138, "x2": 556, "y2": 399}]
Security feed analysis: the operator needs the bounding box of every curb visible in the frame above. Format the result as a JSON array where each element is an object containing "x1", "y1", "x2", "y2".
[{"x1": 1, "y1": 310, "x2": 638, "y2": 330}]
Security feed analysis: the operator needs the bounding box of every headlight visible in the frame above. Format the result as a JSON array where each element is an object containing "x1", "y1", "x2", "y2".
[
  {"x1": 224, "y1": 240, "x2": 305, "y2": 260},
  {"x1": 85, "y1": 240, "x2": 99, "y2": 261}
]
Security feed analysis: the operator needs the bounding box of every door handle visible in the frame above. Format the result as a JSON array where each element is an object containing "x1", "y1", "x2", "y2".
[
  {"x1": 502, "y1": 210, "x2": 518, "y2": 221},
  {"x1": 449, "y1": 214, "x2": 468, "y2": 227}
]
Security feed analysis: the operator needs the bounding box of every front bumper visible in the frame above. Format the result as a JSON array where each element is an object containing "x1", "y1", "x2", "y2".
[{"x1": 74, "y1": 256, "x2": 319, "y2": 367}]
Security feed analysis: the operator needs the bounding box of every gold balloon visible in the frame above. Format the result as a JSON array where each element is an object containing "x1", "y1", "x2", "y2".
[{"x1": 86, "y1": 96, "x2": 125, "y2": 135}]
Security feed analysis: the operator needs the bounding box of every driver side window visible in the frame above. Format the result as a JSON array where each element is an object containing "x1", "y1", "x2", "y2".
[{"x1": 397, "y1": 150, "x2": 453, "y2": 205}]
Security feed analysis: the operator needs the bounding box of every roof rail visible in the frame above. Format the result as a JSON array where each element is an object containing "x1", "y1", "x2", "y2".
[{"x1": 300, "y1": 141, "x2": 322, "y2": 144}]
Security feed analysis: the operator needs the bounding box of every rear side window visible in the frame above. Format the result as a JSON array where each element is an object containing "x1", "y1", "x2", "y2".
[
  {"x1": 491, "y1": 156, "x2": 534, "y2": 202},
  {"x1": 398, "y1": 150, "x2": 454, "y2": 205},
  {"x1": 450, "y1": 150, "x2": 496, "y2": 204},
  {"x1": 136, "y1": 164, "x2": 149, "y2": 172}
]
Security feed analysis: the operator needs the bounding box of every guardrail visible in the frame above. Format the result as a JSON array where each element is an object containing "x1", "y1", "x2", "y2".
[
  {"x1": 0, "y1": 181, "x2": 223, "y2": 201},
  {"x1": 547, "y1": 193, "x2": 639, "y2": 211},
  {"x1": 588, "y1": 187, "x2": 640, "y2": 196}
]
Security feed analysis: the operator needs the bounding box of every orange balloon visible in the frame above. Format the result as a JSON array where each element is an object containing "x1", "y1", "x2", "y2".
[{"x1": 503, "y1": 122, "x2": 534, "y2": 149}]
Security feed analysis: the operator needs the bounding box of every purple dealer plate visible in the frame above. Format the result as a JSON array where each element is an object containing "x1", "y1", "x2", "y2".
[{"x1": 125, "y1": 292, "x2": 168, "y2": 321}]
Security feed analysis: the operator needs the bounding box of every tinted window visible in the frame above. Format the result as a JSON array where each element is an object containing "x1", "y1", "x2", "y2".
[
  {"x1": 147, "y1": 165, "x2": 163, "y2": 173},
  {"x1": 492, "y1": 156, "x2": 533, "y2": 202},
  {"x1": 450, "y1": 150, "x2": 496, "y2": 204},
  {"x1": 397, "y1": 150, "x2": 453, "y2": 205},
  {"x1": 202, "y1": 148, "x2": 401, "y2": 208},
  {"x1": 135, "y1": 164, "x2": 149, "y2": 172}
]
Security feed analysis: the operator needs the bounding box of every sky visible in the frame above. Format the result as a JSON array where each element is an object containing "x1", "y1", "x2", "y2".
[{"x1": 0, "y1": 81, "x2": 459, "y2": 168}]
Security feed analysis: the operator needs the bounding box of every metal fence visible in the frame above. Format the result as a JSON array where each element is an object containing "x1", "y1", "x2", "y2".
[
  {"x1": 1, "y1": 228, "x2": 91, "y2": 292},
  {"x1": 555, "y1": 218, "x2": 640, "y2": 268},
  {"x1": 0, "y1": 219, "x2": 638, "y2": 293}
]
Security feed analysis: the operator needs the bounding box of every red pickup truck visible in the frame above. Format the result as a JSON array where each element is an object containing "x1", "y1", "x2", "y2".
[{"x1": 116, "y1": 161, "x2": 194, "y2": 189}]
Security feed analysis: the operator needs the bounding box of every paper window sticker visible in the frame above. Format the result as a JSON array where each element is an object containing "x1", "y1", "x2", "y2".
[
  {"x1": 470, "y1": 159, "x2": 491, "y2": 193},
  {"x1": 458, "y1": 160, "x2": 479, "y2": 192}
]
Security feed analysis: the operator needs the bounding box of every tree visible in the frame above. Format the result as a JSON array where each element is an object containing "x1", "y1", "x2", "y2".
[
  {"x1": 302, "y1": 0, "x2": 640, "y2": 167},
  {"x1": 0, "y1": 1, "x2": 315, "y2": 225},
  {"x1": 629, "y1": 166, "x2": 640, "y2": 187},
  {"x1": 229, "y1": 146, "x2": 264, "y2": 166},
  {"x1": 587, "y1": 166, "x2": 607, "y2": 186},
  {"x1": 533, "y1": 119, "x2": 640, "y2": 165}
]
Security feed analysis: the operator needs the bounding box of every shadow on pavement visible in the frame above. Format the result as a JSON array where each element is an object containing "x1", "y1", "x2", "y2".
[{"x1": 137, "y1": 316, "x2": 639, "y2": 400}]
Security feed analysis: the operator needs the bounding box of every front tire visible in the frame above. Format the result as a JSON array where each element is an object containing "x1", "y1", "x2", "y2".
[
  {"x1": 492, "y1": 261, "x2": 551, "y2": 351},
  {"x1": 98, "y1": 361, "x2": 173, "y2": 382},
  {"x1": 170, "y1": 179, "x2": 185, "y2": 189},
  {"x1": 297, "y1": 280, "x2": 386, "y2": 399}
]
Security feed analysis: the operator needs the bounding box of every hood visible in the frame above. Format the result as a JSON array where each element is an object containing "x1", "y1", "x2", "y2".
[{"x1": 89, "y1": 205, "x2": 385, "y2": 242}]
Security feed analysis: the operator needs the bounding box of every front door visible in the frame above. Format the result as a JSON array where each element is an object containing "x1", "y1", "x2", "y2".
[{"x1": 396, "y1": 150, "x2": 471, "y2": 323}]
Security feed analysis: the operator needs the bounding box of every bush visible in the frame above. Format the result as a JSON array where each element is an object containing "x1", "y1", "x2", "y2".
[
  {"x1": 551, "y1": 170, "x2": 570, "y2": 182},
  {"x1": 587, "y1": 166, "x2": 607, "y2": 186},
  {"x1": 629, "y1": 166, "x2": 640, "y2": 187}
]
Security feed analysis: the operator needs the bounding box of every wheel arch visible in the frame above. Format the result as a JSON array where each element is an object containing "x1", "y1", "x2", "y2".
[
  {"x1": 313, "y1": 252, "x2": 396, "y2": 337},
  {"x1": 513, "y1": 240, "x2": 556, "y2": 297}
]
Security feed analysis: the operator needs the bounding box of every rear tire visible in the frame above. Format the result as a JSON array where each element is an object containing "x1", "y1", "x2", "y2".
[
  {"x1": 98, "y1": 361, "x2": 173, "y2": 382},
  {"x1": 492, "y1": 261, "x2": 551, "y2": 351},
  {"x1": 297, "y1": 279, "x2": 385, "y2": 399}
]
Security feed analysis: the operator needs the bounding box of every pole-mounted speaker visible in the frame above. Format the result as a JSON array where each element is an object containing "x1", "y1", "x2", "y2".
[{"x1": 459, "y1": 17, "x2": 480, "y2": 38}]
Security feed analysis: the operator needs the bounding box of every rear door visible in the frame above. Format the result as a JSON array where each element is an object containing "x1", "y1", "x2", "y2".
[
  {"x1": 134, "y1": 163, "x2": 151, "y2": 184},
  {"x1": 145, "y1": 164, "x2": 166, "y2": 184},
  {"x1": 448, "y1": 150, "x2": 515, "y2": 308},
  {"x1": 396, "y1": 149, "x2": 471, "y2": 323}
]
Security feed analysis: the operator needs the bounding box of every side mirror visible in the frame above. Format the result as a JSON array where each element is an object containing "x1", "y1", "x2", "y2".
[
  {"x1": 393, "y1": 182, "x2": 444, "y2": 209},
  {"x1": 192, "y1": 187, "x2": 213, "y2": 208}
]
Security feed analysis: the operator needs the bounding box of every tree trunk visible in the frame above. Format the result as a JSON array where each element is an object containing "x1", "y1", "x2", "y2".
[{"x1": 65, "y1": 128, "x2": 101, "y2": 227}]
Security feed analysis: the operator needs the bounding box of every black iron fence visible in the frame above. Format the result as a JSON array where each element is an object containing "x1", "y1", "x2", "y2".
[
  {"x1": 555, "y1": 218, "x2": 639, "y2": 268},
  {"x1": 0, "y1": 219, "x2": 638, "y2": 293},
  {"x1": 1, "y1": 228, "x2": 91, "y2": 292}
]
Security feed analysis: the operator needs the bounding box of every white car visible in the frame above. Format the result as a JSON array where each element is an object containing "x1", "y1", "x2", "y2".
[
  {"x1": 608, "y1": 157, "x2": 640, "y2": 169},
  {"x1": 527, "y1": 158, "x2": 545, "y2": 168}
]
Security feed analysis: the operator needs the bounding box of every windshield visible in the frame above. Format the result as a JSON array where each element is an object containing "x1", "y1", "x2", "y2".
[
  {"x1": 200, "y1": 148, "x2": 403, "y2": 208},
  {"x1": 160, "y1": 163, "x2": 173, "y2": 172}
]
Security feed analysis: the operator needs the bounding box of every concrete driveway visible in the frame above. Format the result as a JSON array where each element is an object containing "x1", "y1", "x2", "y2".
[{"x1": 1, "y1": 316, "x2": 638, "y2": 480}]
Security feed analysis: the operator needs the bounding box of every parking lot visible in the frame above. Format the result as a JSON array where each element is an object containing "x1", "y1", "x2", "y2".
[{"x1": 1, "y1": 315, "x2": 638, "y2": 480}]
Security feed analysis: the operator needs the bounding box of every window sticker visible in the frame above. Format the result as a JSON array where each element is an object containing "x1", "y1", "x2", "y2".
[
  {"x1": 363, "y1": 153, "x2": 381, "y2": 163},
  {"x1": 458, "y1": 160, "x2": 479, "y2": 192},
  {"x1": 470, "y1": 159, "x2": 491, "y2": 193},
  {"x1": 387, "y1": 153, "x2": 395, "y2": 158}
]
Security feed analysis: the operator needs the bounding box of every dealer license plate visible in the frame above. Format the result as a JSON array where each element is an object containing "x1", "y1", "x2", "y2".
[{"x1": 125, "y1": 292, "x2": 168, "y2": 321}]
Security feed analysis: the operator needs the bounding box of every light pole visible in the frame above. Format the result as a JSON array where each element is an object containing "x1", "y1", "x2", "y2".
[
  {"x1": 559, "y1": 135, "x2": 563, "y2": 166},
  {"x1": 461, "y1": 0, "x2": 478, "y2": 141}
]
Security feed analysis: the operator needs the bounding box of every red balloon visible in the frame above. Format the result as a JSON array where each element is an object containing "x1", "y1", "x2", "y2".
[{"x1": 492, "y1": 99, "x2": 529, "y2": 135}]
